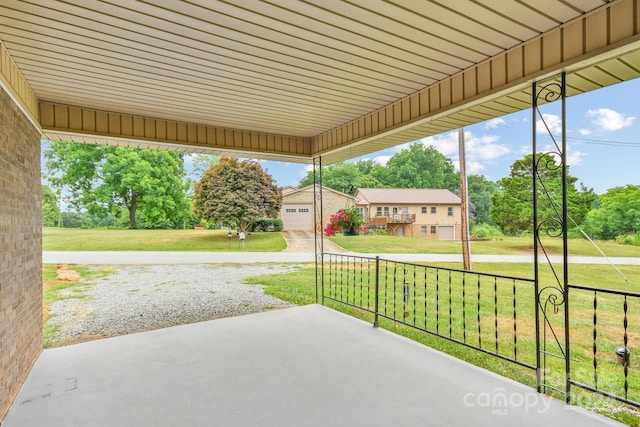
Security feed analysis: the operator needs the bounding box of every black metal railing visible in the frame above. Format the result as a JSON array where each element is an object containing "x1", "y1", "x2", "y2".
[
  {"x1": 567, "y1": 284, "x2": 640, "y2": 409},
  {"x1": 323, "y1": 253, "x2": 537, "y2": 370},
  {"x1": 322, "y1": 252, "x2": 640, "y2": 413}
]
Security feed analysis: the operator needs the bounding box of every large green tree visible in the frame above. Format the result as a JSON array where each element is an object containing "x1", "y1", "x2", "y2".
[
  {"x1": 383, "y1": 143, "x2": 459, "y2": 190},
  {"x1": 41, "y1": 185, "x2": 60, "y2": 227},
  {"x1": 44, "y1": 142, "x2": 190, "y2": 229},
  {"x1": 298, "y1": 161, "x2": 384, "y2": 194},
  {"x1": 583, "y1": 185, "x2": 640, "y2": 240},
  {"x1": 467, "y1": 175, "x2": 498, "y2": 225},
  {"x1": 193, "y1": 157, "x2": 282, "y2": 233},
  {"x1": 490, "y1": 154, "x2": 596, "y2": 233}
]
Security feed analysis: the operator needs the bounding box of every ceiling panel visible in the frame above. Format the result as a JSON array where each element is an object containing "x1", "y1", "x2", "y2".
[{"x1": 0, "y1": 0, "x2": 638, "y2": 163}]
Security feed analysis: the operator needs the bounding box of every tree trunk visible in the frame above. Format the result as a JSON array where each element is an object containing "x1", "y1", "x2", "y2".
[{"x1": 129, "y1": 190, "x2": 138, "y2": 229}]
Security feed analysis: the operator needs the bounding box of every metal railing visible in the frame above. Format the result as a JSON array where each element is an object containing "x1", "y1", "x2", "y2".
[
  {"x1": 567, "y1": 284, "x2": 640, "y2": 409},
  {"x1": 321, "y1": 252, "x2": 640, "y2": 413},
  {"x1": 322, "y1": 253, "x2": 537, "y2": 370},
  {"x1": 367, "y1": 214, "x2": 415, "y2": 226}
]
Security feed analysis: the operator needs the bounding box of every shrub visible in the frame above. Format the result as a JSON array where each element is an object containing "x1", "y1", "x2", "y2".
[
  {"x1": 615, "y1": 233, "x2": 640, "y2": 246},
  {"x1": 324, "y1": 207, "x2": 365, "y2": 236},
  {"x1": 250, "y1": 218, "x2": 283, "y2": 232},
  {"x1": 470, "y1": 223, "x2": 504, "y2": 239}
]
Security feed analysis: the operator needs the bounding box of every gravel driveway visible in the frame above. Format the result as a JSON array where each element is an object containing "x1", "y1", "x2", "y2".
[{"x1": 48, "y1": 264, "x2": 302, "y2": 347}]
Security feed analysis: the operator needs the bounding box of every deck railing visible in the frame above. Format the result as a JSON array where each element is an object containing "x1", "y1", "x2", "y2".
[
  {"x1": 322, "y1": 253, "x2": 537, "y2": 370},
  {"x1": 321, "y1": 252, "x2": 640, "y2": 412}
]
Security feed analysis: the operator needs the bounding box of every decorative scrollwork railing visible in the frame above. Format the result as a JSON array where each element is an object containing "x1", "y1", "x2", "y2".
[{"x1": 533, "y1": 72, "x2": 570, "y2": 401}]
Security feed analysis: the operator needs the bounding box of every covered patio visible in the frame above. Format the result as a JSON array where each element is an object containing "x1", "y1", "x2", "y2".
[
  {"x1": 2, "y1": 0, "x2": 640, "y2": 423},
  {"x1": 2, "y1": 305, "x2": 620, "y2": 426}
]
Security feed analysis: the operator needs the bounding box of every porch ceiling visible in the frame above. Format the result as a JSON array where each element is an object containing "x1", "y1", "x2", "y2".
[{"x1": 1, "y1": 0, "x2": 640, "y2": 163}]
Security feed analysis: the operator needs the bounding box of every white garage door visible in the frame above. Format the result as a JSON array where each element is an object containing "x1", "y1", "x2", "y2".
[
  {"x1": 282, "y1": 204, "x2": 313, "y2": 230},
  {"x1": 439, "y1": 225, "x2": 455, "y2": 240}
]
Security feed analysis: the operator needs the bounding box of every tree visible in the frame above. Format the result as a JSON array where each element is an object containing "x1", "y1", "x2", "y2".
[
  {"x1": 383, "y1": 143, "x2": 459, "y2": 190},
  {"x1": 44, "y1": 142, "x2": 191, "y2": 229},
  {"x1": 490, "y1": 154, "x2": 596, "y2": 233},
  {"x1": 583, "y1": 185, "x2": 640, "y2": 240},
  {"x1": 193, "y1": 157, "x2": 282, "y2": 233},
  {"x1": 41, "y1": 185, "x2": 60, "y2": 227},
  {"x1": 298, "y1": 161, "x2": 384, "y2": 194},
  {"x1": 467, "y1": 175, "x2": 498, "y2": 224}
]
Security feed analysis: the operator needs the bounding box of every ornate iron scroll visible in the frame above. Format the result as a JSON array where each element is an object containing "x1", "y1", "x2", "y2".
[
  {"x1": 313, "y1": 156, "x2": 324, "y2": 304},
  {"x1": 533, "y1": 72, "x2": 570, "y2": 402}
]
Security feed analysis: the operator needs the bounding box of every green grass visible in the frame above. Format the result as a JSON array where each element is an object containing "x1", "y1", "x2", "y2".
[
  {"x1": 42, "y1": 264, "x2": 116, "y2": 348},
  {"x1": 43, "y1": 228, "x2": 287, "y2": 251},
  {"x1": 329, "y1": 235, "x2": 640, "y2": 257},
  {"x1": 245, "y1": 261, "x2": 640, "y2": 425}
]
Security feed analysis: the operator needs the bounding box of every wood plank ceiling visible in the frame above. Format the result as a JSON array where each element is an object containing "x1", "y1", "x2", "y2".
[{"x1": 1, "y1": 0, "x2": 639, "y2": 163}]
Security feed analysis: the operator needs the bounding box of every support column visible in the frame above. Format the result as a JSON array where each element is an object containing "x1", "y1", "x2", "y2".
[
  {"x1": 0, "y1": 86, "x2": 43, "y2": 420},
  {"x1": 313, "y1": 157, "x2": 323, "y2": 304},
  {"x1": 532, "y1": 72, "x2": 570, "y2": 402}
]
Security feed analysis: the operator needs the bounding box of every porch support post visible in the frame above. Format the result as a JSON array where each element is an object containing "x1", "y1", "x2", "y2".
[
  {"x1": 532, "y1": 72, "x2": 570, "y2": 402},
  {"x1": 313, "y1": 157, "x2": 324, "y2": 304}
]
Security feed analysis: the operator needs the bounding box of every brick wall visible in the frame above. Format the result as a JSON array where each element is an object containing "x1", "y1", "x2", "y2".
[{"x1": 0, "y1": 86, "x2": 43, "y2": 420}]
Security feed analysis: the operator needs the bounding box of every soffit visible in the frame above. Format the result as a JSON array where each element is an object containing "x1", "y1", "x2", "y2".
[{"x1": 0, "y1": 0, "x2": 637, "y2": 163}]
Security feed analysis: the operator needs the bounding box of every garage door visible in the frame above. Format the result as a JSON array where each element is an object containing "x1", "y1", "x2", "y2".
[
  {"x1": 439, "y1": 225, "x2": 455, "y2": 240},
  {"x1": 282, "y1": 204, "x2": 313, "y2": 230}
]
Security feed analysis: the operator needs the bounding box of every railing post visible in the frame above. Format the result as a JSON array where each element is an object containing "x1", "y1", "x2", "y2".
[{"x1": 374, "y1": 256, "x2": 380, "y2": 327}]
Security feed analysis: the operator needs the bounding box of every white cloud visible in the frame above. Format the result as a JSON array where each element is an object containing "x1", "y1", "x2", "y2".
[
  {"x1": 465, "y1": 133, "x2": 510, "y2": 160},
  {"x1": 418, "y1": 133, "x2": 458, "y2": 156},
  {"x1": 542, "y1": 143, "x2": 585, "y2": 167},
  {"x1": 536, "y1": 113, "x2": 562, "y2": 135},
  {"x1": 485, "y1": 118, "x2": 506, "y2": 129},
  {"x1": 299, "y1": 164, "x2": 314, "y2": 179},
  {"x1": 372, "y1": 155, "x2": 391, "y2": 166},
  {"x1": 463, "y1": 161, "x2": 486, "y2": 174},
  {"x1": 586, "y1": 108, "x2": 635, "y2": 131},
  {"x1": 183, "y1": 153, "x2": 199, "y2": 165},
  {"x1": 567, "y1": 150, "x2": 586, "y2": 166},
  {"x1": 417, "y1": 130, "x2": 510, "y2": 171},
  {"x1": 579, "y1": 128, "x2": 592, "y2": 136}
]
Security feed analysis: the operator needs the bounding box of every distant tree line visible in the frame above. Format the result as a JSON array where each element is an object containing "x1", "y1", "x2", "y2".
[{"x1": 42, "y1": 140, "x2": 638, "y2": 243}]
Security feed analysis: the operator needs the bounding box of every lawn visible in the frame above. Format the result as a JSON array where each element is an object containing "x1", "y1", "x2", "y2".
[
  {"x1": 43, "y1": 228, "x2": 287, "y2": 251},
  {"x1": 329, "y1": 234, "x2": 640, "y2": 257}
]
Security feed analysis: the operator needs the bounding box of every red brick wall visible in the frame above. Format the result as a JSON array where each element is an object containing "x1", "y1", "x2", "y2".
[{"x1": 0, "y1": 86, "x2": 43, "y2": 420}]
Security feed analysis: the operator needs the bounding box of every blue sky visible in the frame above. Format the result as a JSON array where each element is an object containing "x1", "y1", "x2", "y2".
[{"x1": 255, "y1": 78, "x2": 640, "y2": 195}]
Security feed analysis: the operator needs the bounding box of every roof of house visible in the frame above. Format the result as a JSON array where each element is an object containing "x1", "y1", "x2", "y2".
[
  {"x1": 281, "y1": 186, "x2": 298, "y2": 196},
  {"x1": 282, "y1": 185, "x2": 355, "y2": 202},
  {"x1": 356, "y1": 188, "x2": 461, "y2": 205}
]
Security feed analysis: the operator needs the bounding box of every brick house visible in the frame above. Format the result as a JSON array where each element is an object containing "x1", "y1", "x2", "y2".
[{"x1": 355, "y1": 188, "x2": 462, "y2": 240}]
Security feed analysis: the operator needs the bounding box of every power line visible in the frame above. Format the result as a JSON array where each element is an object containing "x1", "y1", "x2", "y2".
[{"x1": 566, "y1": 136, "x2": 640, "y2": 148}]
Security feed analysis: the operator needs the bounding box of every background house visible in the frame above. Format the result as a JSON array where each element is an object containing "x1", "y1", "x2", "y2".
[
  {"x1": 355, "y1": 188, "x2": 462, "y2": 240},
  {"x1": 280, "y1": 185, "x2": 355, "y2": 231}
]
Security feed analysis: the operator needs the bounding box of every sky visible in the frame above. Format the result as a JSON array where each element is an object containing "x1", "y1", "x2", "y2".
[{"x1": 240, "y1": 78, "x2": 640, "y2": 195}]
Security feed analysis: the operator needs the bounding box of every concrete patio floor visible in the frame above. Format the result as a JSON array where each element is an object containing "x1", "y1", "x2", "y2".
[{"x1": 3, "y1": 305, "x2": 621, "y2": 427}]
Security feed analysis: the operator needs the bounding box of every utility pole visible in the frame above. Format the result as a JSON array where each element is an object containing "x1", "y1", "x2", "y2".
[{"x1": 458, "y1": 128, "x2": 472, "y2": 270}]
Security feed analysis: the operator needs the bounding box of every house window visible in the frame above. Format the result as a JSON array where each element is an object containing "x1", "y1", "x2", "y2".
[
  {"x1": 402, "y1": 206, "x2": 409, "y2": 214},
  {"x1": 421, "y1": 207, "x2": 427, "y2": 214},
  {"x1": 299, "y1": 208, "x2": 309, "y2": 213},
  {"x1": 383, "y1": 206, "x2": 390, "y2": 216},
  {"x1": 286, "y1": 208, "x2": 296, "y2": 213},
  {"x1": 421, "y1": 226, "x2": 427, "y2": 234},
  {"x1": 431, "y1": 207, "x2": 437, "y2": 214},
  {"x1": 376, "y1": 207, "x2": 382, "y2": 216},
  {"x1": 430, "y1": 226, "x2": 436, "y2": 234},
  {"x1": 448, "y1": 207, "x2": 453, "y2": 217}
]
